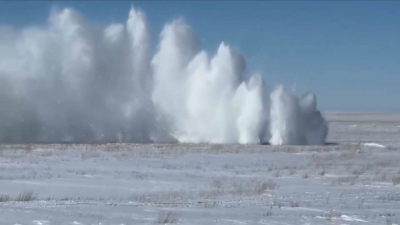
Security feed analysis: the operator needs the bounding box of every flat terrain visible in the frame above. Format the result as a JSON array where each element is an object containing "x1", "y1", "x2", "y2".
[{"x1": 1, "y1": 113, "x2": 400, "y2": 225}]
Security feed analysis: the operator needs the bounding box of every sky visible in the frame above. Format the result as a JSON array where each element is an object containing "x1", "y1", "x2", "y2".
[{"x1": 0, "y1": 1, "x2": 399, "y2": 112}]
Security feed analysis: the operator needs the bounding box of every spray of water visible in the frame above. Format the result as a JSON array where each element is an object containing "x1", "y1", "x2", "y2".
[{"x1": 0, "y1": 6, "x2": 327, "y2": 145}]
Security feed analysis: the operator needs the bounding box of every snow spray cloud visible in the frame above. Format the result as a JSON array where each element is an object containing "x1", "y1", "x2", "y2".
[
  {"x1": 269, "y1": 85, "x2": 328, "y2": 145},
  {"x1": 0, "y1": 6, "x2": 328, "y2": 145},
  {"x1": 0, "y1": 7, "x2": 153, "y2": 143},
  {"x1": 151, "y1": 19, "x2": 267, "y2": 144}
]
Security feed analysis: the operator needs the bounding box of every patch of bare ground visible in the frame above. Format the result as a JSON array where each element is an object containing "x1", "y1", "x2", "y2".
[{"x1": 0, "y1": 191, "x2": 36, "y2": 202}]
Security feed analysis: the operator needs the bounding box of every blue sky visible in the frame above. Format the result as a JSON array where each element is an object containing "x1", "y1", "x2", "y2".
[{"x1": 0, "y1": 1, "x2": 399, "y2": 112}]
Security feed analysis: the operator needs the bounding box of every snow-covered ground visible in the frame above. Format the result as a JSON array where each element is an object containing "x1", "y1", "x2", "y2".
[{"x1": 1, "y1": 113, "x2": 400, "y2": 225}]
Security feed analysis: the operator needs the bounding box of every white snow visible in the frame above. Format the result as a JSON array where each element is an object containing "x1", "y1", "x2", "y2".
[
  {"x1": 363, "y1": 142, "x2": 386, "y2": 148},
  {"x1": 341, "y1": 215, "x2": 368, "y2": 222}
]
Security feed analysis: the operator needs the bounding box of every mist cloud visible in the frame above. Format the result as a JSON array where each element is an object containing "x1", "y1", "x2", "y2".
[{"x1": 0, "y1": 6, "x2": 328, "y2": 145}]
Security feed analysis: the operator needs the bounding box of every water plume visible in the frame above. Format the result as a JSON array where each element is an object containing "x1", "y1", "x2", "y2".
[{"x1": 0, "y1": 6, "x2": 327, "y2": 145}]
